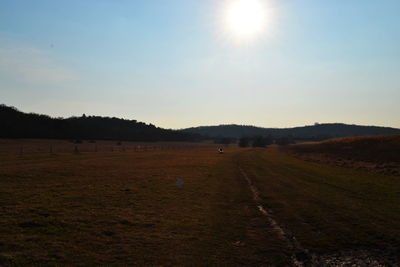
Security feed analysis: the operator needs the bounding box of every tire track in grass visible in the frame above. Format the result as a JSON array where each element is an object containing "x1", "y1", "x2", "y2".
[
  {"x1": 239, "y1": 167, "x2": 313, "y2": 266},
  {"x1": 238, "y1": 151, "x2": 394, "y2": 267}
]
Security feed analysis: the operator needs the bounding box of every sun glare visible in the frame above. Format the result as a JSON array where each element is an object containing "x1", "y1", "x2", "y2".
[{"x1": 224, "y1": 0, "x2": 267, "y2": 41}]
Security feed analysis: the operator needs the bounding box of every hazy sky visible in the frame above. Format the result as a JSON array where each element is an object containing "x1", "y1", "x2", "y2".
[{"x1": 1, "y1": 0, "x2": 399, "y2": 129}]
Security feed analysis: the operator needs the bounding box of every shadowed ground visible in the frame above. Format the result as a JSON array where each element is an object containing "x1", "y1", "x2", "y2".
[{"x1": 0, "y1": 140, "x2": 399, "y2": 265}]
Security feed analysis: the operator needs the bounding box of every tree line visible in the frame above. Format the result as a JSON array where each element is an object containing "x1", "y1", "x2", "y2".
[
  {"x1": 183, "y1": 123, "x2": 400, "y2": 140},
  {"x1": 0, "y1": 104, "x2": 201, "y2": 142},
  {"x1": 214, "y1": 136, "x2": 295, "y2": 147}
]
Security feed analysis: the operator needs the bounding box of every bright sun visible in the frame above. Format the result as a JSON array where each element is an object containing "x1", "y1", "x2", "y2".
[{"x1": 224, "y1": 0, "x2": 267, "y2": 41}]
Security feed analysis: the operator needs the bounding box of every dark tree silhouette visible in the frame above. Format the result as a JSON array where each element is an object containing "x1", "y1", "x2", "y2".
[
  {"x1": 0, "y1": 104, "x2": 201, "y2": 142},
  {"x1": 238, "y1": 137, "x2": 250, "y2": 147},
  {"x1": 214, "y1": 137, "x2": 235, "y2": 145},
  {"x1": 253, "y1": 136, "x2": 269, "y2": 147},
  {"x1": 276, "y1": 136, "x2": 295, "y2": 146}
]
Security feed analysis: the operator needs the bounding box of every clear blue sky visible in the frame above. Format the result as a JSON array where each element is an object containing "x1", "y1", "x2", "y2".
[{"x1": 1, "y1": 0, "x2": 399, "y2": 129}]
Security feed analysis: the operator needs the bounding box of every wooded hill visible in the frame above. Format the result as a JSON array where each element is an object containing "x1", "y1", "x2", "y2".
[
  {"x1": 3, "y1": 104, "x2": 399, "y2": 142},
  {"x1": 181, "y1": 123, "x2": 400, "y2": 140},
  {"x1": 0, "y1": 104, "x2": 199, "y2": 142}
]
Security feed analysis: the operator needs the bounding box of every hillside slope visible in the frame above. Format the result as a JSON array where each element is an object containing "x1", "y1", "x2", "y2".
[
  {"x1": 287, "y1": 135, "x2": 400, "y2": 175},
  {"x1": 182, "y1": 123, "x2": 400, "y2": 140},
  {"x1": 0, "y1": 104, "x2": 199, "y2": 142}
]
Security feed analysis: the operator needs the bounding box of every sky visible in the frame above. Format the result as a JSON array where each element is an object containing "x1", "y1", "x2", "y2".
[{"x1": 1, "y1": 0, "x2": 399, "y2": 129}]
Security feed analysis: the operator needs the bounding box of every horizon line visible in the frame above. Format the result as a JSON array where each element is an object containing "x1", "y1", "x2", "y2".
[{"x1": 3, "y1": 103, "x2": 400, "y2": 131}]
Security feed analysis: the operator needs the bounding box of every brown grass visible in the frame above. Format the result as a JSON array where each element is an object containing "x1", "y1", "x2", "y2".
[
  {"x1": 286, "y1": 135, "x2": 400, "y2": 176},
  {"x1": 0, "y1": 140, "x2": 290, "y2": 266},
  {"x1": 2, "y1": 139, "x2": 400, "y2": 265},
  {"x1": 0, "y1": 139, "x2": 210, "y2": 157},
  {"x1": 235, "y1": 148, "x2": 400, "y2": 264}
]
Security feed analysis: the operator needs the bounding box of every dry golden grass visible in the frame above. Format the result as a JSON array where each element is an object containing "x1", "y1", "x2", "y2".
[
  {"x1": 287, "y1": 135, "x2": 400, "y2": 176},
  {"x1": 0, "y1": 139, "x2": 209, "y2": 157},
  {"x1": 235, "y1": 148, "x2": 400, "y2": 265},
  {"x1": 0, "y1": 140, "x2": 291, "y2": 266},
  {"x1": 2, "y1": 139, "x2": 400, "y2": 265}
]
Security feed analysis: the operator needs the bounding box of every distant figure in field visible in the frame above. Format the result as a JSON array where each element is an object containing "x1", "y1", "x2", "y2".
[{"x1": 218, "y1": 148, "x2": 224, "y2": 154}]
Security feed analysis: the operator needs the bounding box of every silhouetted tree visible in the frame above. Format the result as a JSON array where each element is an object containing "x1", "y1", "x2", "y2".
[
  {"x1": 239, "y1": 137, "x2": 250, "y2": 147},
  {"x1": 276, "y1": 136, "x2": 295, "y2": 146},
  {"x1": 265, "y1": 135, "x2": 273, "y2": 146},
  {"x1": 214, "y1": 137, "x2": 234, "y2": 145},
  {"x1": 253, "y1": 136, "x2": 268, "y2": 147}
]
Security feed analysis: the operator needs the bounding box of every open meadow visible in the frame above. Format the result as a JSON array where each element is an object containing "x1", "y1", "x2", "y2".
[
  {"x1": 1, "y1": 139, "x2": 400, "y2": 266},
  {"x1": 3, "y1": 0, "x2": 400, "y2": 265}
]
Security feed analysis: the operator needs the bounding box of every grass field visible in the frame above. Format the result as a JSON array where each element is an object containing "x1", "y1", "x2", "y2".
[
  {"x1": 287, "y1": 135, "x2": 400, "y2": 176},
  {"x1": 1, "y1": 140, "x2": 399, "y2": 266},
  {"x1": 236, "y1": 148, "x2": 400, "y2": 265}
]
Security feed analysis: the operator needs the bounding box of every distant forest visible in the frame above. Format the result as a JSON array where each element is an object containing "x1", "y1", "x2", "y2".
[
  {"x1": 2, "y1": 104, "x2": 400, "y2": 143},
  {"x1": 182, "y1": 123, "x2": 400, "y2": 141},
  {"x1": 0, "y1": 104, "x2": 200, "y2": 142}
]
